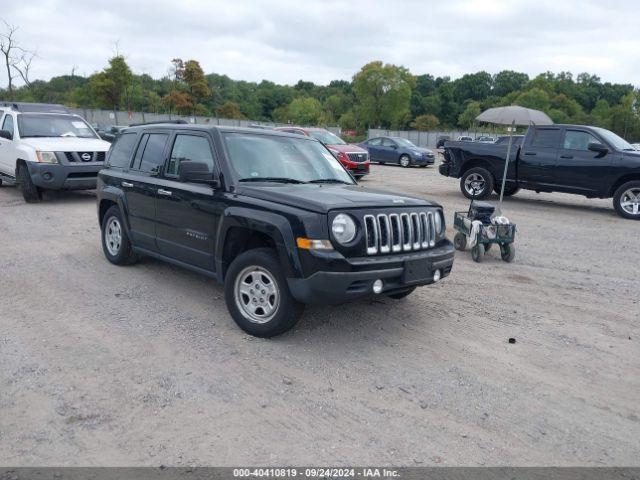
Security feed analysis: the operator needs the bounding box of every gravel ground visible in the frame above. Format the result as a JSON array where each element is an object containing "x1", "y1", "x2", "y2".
[{"x1": 0, "y1": 161, "x2": 638, "y2": 467}]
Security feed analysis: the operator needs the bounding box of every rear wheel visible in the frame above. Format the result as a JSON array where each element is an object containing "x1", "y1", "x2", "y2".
[
  {"x1": 399, "y1": 155, "x2": 411, "y2": 167},
  {"x1": 500, "y1": 243, "x2": 516, "y2": 262},
  {"x1": 101, "y1": 205, "x2": 138, "y2": 265},
  {"x1": 17, "y1": 164, "x2": 42, "y2": 203},
  {"x1": 471, "y1": 243, "x2": 485, "y2": 263},
  {"x1": 453, "y1": 232, "x2": 467, "y2": 251},
  {"x1": 225, "y1": 247, "x2": 304, "y2": 337},
  {"x1": 460, "y1": 167, "x2": 494, "y2": 200},
  {"x1": 613, "y1": 181, "x2": 640, "y2": 220},
  {"x1": 387, "y1": 287, "x2": 416, "y2": 300}
]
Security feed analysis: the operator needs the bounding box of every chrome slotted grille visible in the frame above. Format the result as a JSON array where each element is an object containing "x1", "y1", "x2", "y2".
[
  {"x1": 363, "y1": 210, "x2": 438, "y2": 255},
  {"x1": 346, "y1": 152, "x2": 369, "y2": 163}
]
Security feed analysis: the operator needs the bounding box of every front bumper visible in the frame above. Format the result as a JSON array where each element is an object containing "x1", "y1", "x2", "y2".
[
  {"x1": 439, "y1": 162, "x2": 451, "y2": 176},
  {"x1": 414, "y1": 155, "x2": 435, "y2": 165},
  {"x1": 26, "y1": 162, "x2": 103, "y2": 190},
  {"x1": 345, "y1": 162, "x2": 370, "y2": 176},
  {"x1": 287, "y1": 240, "x2": 455, "y2": 304}
]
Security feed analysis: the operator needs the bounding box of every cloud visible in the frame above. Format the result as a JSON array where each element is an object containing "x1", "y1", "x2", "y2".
[{"x1": 2, "y1": 0, "x2": 638, "y2": 86}]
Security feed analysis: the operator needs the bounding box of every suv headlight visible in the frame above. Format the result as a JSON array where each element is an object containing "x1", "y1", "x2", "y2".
[
  {"x1": 332, "y1": 213, "x2": 356, "y2": 244},
  {"x1": 36, "y1": 151, "x2": 58, "y2": 164}
]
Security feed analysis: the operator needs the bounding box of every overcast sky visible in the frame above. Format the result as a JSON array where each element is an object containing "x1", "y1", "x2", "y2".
[{"x1": 2, "y1": 0, "x2": 638, "y2": 87}]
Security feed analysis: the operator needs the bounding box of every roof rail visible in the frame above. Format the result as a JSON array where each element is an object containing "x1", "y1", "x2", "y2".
[
  {"x1": 0, "y1": 102, "x2": 70, "y2": 114},
  {"x1": 128, "y1": 119, "x2": 189, "y2": 127}
]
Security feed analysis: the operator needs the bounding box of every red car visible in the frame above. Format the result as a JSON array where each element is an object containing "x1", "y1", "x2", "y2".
[{"x1": 275, "y1": 127, "x2": 370, "y2": 178}]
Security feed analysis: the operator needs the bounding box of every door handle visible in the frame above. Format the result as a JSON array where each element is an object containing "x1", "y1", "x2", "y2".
[
  {"x1": 559, "y1": 154, "x2": 573, "y2": 159},
  {"x1": 121, "y1": 181, "x2": 133, "y2": 188},
  {"x1": 523, "y1": 152, "x2": 537, "y2": 156},
  {"x1": 157, "y1": 188, "x2": 172, "y2": 196}
]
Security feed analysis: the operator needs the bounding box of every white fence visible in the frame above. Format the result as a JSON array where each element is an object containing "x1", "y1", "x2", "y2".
[{"x1": 367, "y1": 129, "x2": 499, "y2": 148}]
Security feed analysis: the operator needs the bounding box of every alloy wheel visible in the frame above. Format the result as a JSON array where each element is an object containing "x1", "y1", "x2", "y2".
[{"x1": 620, "y1": 187, "x2": 640, "y2": 216}]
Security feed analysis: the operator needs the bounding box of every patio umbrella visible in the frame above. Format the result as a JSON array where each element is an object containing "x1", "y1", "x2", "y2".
[{"x1": 475, "y1": 106, "x2": 553, "y2": 210}]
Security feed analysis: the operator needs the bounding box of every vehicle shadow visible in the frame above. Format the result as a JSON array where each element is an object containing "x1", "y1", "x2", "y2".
[
  {"x1": 491, "y1": 193, "x2": 616, "y2": 217},
  {"x1": 0, "y1": 183, "x2": 96, "y2": 204}
]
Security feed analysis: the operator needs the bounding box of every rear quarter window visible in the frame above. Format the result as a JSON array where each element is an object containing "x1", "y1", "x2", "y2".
[
  {"x1": 107, "y1": 133, "x2": 138, "y2": 168},
  {"x1": 530, "y1": 128, "x2": 561, "y2": 148}
]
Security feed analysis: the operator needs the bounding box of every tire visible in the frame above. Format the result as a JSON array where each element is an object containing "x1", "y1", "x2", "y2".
[
  {"x1": 500, "y1": 243, "x2": 516, "y2": 263},
  {"x1": 387, "y1": 287, "x2": 416, "y2": 300},
  {"x1": 471, "y1": 243, "x2": 485, "y2": 263},
  {"x1": 101, "y1": 205, "x2": 138, "y2": 265},
  {"x1": 494, "y1": 184, "x2": 520, "y2": 197},
  {"x1": 613, "y1": 180, "x2": 640, "y2": 220},
  {"x1": 399, "y1": 155, "x2": 411, "y2": 168},
  {"x1": 17, "y1": 164, "x2": 42, "y2": 203},
  {"x1": 453, "y1": 232, "x2": 467, "y2": 251},
  {"x1": 224, "y1": 247, "x2": 304, "y2": 338},
  {"x1": 0, "y1": 178, "x2": 3, "y2": 186},
  {"x1": 460, "y1": 167, "x2": 494, "y2": 200}
]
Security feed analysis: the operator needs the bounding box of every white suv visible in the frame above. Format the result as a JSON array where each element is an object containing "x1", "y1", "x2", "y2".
[{"x1": 0, "y1": 102, "x2": 111, "y2": 202}]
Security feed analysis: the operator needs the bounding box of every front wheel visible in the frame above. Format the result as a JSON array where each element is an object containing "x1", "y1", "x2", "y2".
[
  {"x1": 500, "y1": 243, "x2": 516, "y2": 262},
  {"x1": 17, "y1": 164, "x2": 42, "y2": 203},
  {"x1": 453, "y1": 232, "x2": 467, "y2": 251},
  {"x1": 613, "y1": 181, "x2": 640, "y2": 219},
  {"x1": 399, "y1": 155, "x2": 411, "y2": 167},
  {"x1": 224, "y1": 247, "x2": 304, "y2": 337},
  {"x1": 471, "y1": 243, "x2": 485, "y2": 262},
  {"x1": 460, "y1": 167, "x2": 494, "y2": 200}
]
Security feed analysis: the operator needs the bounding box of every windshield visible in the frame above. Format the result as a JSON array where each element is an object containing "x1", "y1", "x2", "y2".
[
  {"x1": 392, "y1": 138, "x2": 417, "y2": 148},
  {"x1": 223, "y1": 133, "x2": 355, "y2": 184},
  {"x1": 309, "y1": 130, "x2": 346, "y2": 145},
  {"x1": 18, "y1": 114, "x2": 98, "y2": 139},
  {"x1": 593, "y1": 127, "x2": 634, "y2": 151}
]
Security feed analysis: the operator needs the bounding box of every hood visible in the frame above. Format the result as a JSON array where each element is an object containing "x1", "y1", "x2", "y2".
[
  {"x1": 325, "y1": 143, "x2": 368, "y2": 153},
  {"x1": 236, "y1": 183, "x2": 437, "y2": 214},
  {"x1": 20, "y1": 137, "x2": 111, "y2": 152}
]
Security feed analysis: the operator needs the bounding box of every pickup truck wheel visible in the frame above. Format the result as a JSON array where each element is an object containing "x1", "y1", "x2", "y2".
[
  {"x1": 399, "y1": 155, "x2": 411, "y2": 167},
  {"x1": 453, "y1": 232, "x2": 467, "y2": 251},
  {"x1": 494, "y1": 185, "x2": 520, "y2": 197},
  {"x1": 613, "y1": 181, "x2": 640, "y2": 219},
  {"x1": 471, "y1": 243, "x2": 485, "y2": 262},
  {"x1": 225, "y1": 247, "x2": 304, "y2": 337},
  {"x1": 387, "y1": 287, "x2": 416, "y2": 299},
  {"x1": 461, "y1": 167, "x2": 494, "y2": 200},
  {"x1": 101, "y1": 205, "x2": 138, "y2": 265},
  {"x1": 17, "y1": 164, "x2": 42, "y2": 203}
]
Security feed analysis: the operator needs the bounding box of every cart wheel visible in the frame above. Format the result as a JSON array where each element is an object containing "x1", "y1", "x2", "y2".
[
  {"x1": 454, "y1": 233, "x2": 467, "y2": 251},
  {"x1": 471, "y1": 243, "x2": 485, "y2": 262},
  {"x1": 500, "y1": 243, "x2": 516, "y2": 263}
]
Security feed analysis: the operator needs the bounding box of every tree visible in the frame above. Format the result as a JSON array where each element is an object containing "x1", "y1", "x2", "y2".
[
  {"x1": 284, "y1": 96, "x2": 322, "y2": 125},
  {"x1": 217, "y1": 100, "x2": 244, "y2": 119},
  {"x1": 493, "y1": 70, "x2": 529, "y2": 97},
  {"x1": 453, "y1": 71, "x2": 492, "y2": 103},
  {"x1": 457, "y1": 101, "x2": 482, "y2": 129},
  {"x1": 90, "y1": 55, "x2": 132, "y2": 112},
  {"x1": 411, "y1": 114, "x2": 440, "y2": 131},
  {"x1": 183, "y1": 59, "x2": 211, "y2": 115},
  {"x1": 0, "y1": 19, "x2": 37, "y2": 93},
  {"x1": 161, "y1": 90, "x2": 191, "y2": 115},
  {"x1": 515, "y1": 88, "x2": 551, "y2": 111},
  {"x1": 352, "y1": 61, "x2": 415, "y2": 129}
]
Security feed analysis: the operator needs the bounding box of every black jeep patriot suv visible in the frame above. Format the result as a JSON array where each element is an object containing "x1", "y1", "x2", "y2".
[{"x1": 97, "y1": 124, "x2": 455, "y2": 337}]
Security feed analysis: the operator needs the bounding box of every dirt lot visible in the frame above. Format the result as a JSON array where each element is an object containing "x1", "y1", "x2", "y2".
[{"x1": 0, "y1": 162, "x2": 638, "y2": 467}]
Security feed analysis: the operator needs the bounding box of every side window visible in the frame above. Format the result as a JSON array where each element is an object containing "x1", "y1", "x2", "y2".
[
  {"x1": 107, "y1": 133, "x2": 138, "y2": 168},
  {"x1": 563, "y1": 130, "x2": 602, "y2": 151},
  {"x1": 134, "y1": 133, "x2": 169, "y2": 174},
  {"x1": 2, "y1": 114, "x2": 14, "y2": 138},
  {"x1": 382, "y1": 138, "x2": 396, "y2": 147},
  {"x1": 530, "y1": 128, "x2": 560, "y2": 148},
  {"x1": 367, "y1": 138, "x2": 382, "y2": 146},
  {"x1": 167, "y1": 134, "x2": 214, "y2": 177}
]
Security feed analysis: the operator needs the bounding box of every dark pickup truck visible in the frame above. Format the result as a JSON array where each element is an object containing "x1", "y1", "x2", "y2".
[
  {"x1": 439, "y1": 124, "x2": 640, "y2": 219},
  {"x1": 97, "y1": 124, "x2": 454, "y2": 337}
]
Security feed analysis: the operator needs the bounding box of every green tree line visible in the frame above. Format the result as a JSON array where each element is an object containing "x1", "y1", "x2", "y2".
[{"x1": 1, "y1": 56, "x2": 639, "y2": 139}]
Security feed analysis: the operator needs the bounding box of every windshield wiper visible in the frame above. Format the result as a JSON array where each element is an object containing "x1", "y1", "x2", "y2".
[
  {"x1": 239, "y1": 177, "x2": 308, "y2": 184},
  {"x1": 308, "y1": 178, "x2": 352, "y2": 184}
]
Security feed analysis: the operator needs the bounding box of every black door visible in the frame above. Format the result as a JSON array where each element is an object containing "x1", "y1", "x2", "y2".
[
  {"x1": 554, "y1": 129, "x2": 613, "y2": 196},
  {"x1": 519, "y1": 127, "x2": 561, "y2": 187},
  {"x1": 123, "y1": 132, "x2": 169, "y2": 251},
  {"x1": 155, "y1": 132, "x2": 220, "y2": 270}
]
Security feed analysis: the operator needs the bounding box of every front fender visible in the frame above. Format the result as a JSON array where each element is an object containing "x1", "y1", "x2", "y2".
[
  {"x1": 215, "y1": 206, "x2": 303, "y2": 281},
  {"x1": 98, "y1": 185, "x2": 130, "y2": 232}
]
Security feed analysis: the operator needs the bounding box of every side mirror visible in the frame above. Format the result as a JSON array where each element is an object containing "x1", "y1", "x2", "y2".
[
  {"x1": 178, "y1": 161, "x2": 218, "y2": 186},
  {"x1": 0, "y1": 130, "x2": 13, "y2": 140},
  {"x1": 390, "y1": 144, "x2": 398, "y2": 149},
  {"x1": 588, "y1": 142, "x2": 608, "y2": 154}
]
